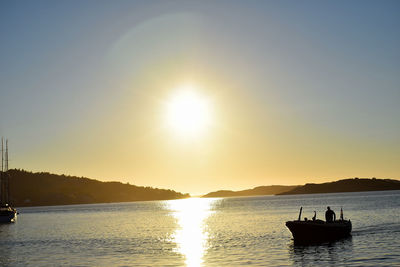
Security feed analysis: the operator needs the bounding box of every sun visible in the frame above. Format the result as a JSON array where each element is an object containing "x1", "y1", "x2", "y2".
[{"x1": 165, "y1": 86, "x2": 213, "y2": 138}]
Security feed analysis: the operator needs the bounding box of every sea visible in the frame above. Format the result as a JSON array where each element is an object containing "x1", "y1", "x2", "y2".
[{"x1": 0, "y1": 190, "x2": 399, "y2": 266}]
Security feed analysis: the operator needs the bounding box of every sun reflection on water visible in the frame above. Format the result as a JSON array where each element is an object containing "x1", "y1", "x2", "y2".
[{"x1": 167, "y1": 198, "x2": 216, "y2": 267}]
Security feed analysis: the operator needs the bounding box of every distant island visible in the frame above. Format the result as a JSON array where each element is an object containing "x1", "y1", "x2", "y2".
[
  {"x1": 8, "y1": 169, "x2": 189, "y2": 207},
  {"x1": 8, "y1": 170, "x2": 400, "y2": 207},
  {"x1": 202, "y1": 178, "x2": 400, "y2": 198},
  {"x1": 277, "y1": 178, "x2": 400, "y2": 195},
  {"x1": 202, "y1": 185, "x2": 298, "y2": 198}
]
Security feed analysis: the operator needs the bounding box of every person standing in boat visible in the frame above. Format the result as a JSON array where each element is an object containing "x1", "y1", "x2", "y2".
[{"x1": 325, "y1": 206, "x2": 336, "y2": 222}]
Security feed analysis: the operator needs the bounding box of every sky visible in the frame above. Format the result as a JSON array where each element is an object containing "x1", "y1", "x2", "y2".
[{"x1": 0, "y1": 0, "x2": 399, "y2": 195}]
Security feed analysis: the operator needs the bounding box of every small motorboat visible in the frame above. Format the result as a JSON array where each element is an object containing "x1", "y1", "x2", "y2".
[
  {"x1": 0, "y1": 204, "x2": 17, "y2": 223},
  {"x1": 286, "y1": 207, "x2": 351, "y2": 244}
]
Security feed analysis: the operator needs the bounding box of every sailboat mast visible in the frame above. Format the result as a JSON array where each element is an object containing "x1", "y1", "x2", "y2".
[
  {"x1": 5, "y1": 139, "x2": 8, "y2": 172},
  {"x1": 1, "y1": 137, "x2": 3, "y2": 172},
  {"x1": 6, "y1": 139, "x2": 9, "y2": 204},
  {"x1": 0, "y1": 138, "x2": 3, "y2": 204}
]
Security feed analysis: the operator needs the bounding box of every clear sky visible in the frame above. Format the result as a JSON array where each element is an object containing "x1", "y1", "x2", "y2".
[{"x1": 1, "y1": 0, "x2": 399, "y2": 195}]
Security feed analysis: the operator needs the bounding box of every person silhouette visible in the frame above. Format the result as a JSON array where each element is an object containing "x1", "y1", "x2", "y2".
[{"x1": 325, "y1": 206, "x2": 336, "y2": 222}]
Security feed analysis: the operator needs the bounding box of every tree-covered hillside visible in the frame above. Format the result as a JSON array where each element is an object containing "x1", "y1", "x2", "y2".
[
  {"x1": 277, "y1": 178, "x2": 400, "y2": 195},
  {"x1": 6, "y1": 169, "x2": 189, "y2": 207}
]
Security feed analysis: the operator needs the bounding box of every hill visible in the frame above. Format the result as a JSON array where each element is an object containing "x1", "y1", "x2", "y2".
[
  {"x1": 202, "y1": 185, "x2": 298, "y2": 198},
  {"x1": 7, "y1": 169, "x2": 189, "y2": 207},
  {"x1": 277, "y1": 178, "x2": 400, "y2": 195}
]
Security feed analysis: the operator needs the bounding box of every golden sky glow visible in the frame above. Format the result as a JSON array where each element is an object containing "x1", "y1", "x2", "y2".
[{"x1": 2, "y1": 3, "x2": 399, "y2": 196}]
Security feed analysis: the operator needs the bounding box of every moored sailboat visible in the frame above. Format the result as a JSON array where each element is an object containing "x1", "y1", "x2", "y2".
[{"x1": 0, "y1": 138, "x2": 17, "y2": 223}]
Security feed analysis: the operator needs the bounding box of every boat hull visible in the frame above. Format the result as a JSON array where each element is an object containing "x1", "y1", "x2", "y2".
[
  {"x1": 0, "y1": 209, "x2": 17, "y2": 223},
  {"x1": 286, "y1": 220, "x2": 351, "y2": 244}
]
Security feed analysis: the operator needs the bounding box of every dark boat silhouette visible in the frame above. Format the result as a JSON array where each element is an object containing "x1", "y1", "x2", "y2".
[
  {"x1": 0, "y1": 204, "x2": 17, "y2": 223},
  {"x1": 0, "y1": 138, "x2": 17, "y2": 223},
  {"x1": 286, "y1": 207, "x2": 351, "y2": 244}
]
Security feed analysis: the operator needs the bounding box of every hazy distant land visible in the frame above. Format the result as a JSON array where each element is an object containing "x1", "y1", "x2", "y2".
[
  {"x1": 7, "y1": 170, "x2": 400, "y2": 207},
  {"x1": 277, "y1": 178, "x2": 400, "y2": 195},
  {"x1": 8, "y1": 169, "x2": 189, "y2": 207},
  {"x1": 202, "y1": 185, "x2": 298, "y2": 198},
  {"x1": 203, "y1": 178, "x2": 400, "y2": 198}
]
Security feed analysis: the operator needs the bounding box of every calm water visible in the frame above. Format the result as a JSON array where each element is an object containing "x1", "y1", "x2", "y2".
[{"x1": 0, "y1": 190, "x2": 399, "y2": 266}]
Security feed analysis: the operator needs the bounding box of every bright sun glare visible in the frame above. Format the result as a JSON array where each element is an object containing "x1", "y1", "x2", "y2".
[
  {"x1": 167, "y1": 198, "x2": 216, "y2": 267},
  {"x1": 165, "y1": 86, "x2": 213, "y2": 138}
]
